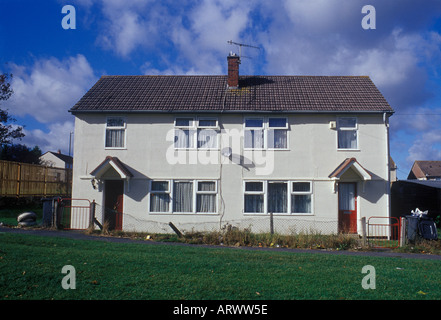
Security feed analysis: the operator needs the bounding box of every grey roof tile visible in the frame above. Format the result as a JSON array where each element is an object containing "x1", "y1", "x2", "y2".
[{"x1": 70, "y1": 75, "x2": 394, "y2": 113}]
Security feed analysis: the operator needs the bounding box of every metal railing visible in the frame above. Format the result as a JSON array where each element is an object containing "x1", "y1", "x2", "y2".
[
  {"x1": 57, "y1": 198, "x2": 92, "y2": 230},
  {"x1": 366, "y1": 216, "x2": 401, "y2": 248}
]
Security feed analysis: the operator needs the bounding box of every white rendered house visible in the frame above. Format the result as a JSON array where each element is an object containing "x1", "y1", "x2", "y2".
[{"x1": 69, "y1": 54, "x2": 394, "y2": 235}]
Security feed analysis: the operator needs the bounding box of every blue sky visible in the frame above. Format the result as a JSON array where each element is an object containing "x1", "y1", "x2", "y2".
[{"x1": 1, "y1": 0, "x2": 441, "y2": 179}]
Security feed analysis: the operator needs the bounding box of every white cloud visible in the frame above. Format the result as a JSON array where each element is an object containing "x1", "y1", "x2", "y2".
[
  {"x1": 21, "y1": 121, "x2": 75, "y2": 155},
  {"x1": 95, "y1": 0, "x2": 164, "y2": 57},
  {"x1": 141, "y1": 0, "x2": 256, "y2": 75},
  {"x1": 407, "y1": 130, "x2": 441, "y2": 164},
  {"x1": 6, "y1": 54, "x2": 96, "y2": 124}
]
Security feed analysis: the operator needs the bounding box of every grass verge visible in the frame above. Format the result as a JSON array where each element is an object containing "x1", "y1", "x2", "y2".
[{"x1": 1, "y1": 232, "x2": 441, "y2": 300}]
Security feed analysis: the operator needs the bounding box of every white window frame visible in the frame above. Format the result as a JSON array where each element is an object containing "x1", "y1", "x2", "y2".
[
  {"x1": 196, "y1": 180, "x2": 218, "y2": 213},
  {"x1": 174, "y1": 117, "x2": 196, "y2": 149},
  {"x1": 244, "y1": 118, "x2": 265, "y2": 150},
  {"x1": 243, "y1": 180, "x2": 314, "y2": 215},
  {"x1": 197, "y1": 118, "x2": 219, "y2": 150},
  {"x1": 105, "y1": 117, "x2": 126, "y2": 149},
  {"x1": 149, "y1": 179, "x2": 218, "y2": 214},
  {"x1": 172, "y1": 180, "x2": 195, "y2": 213},
  {"x1": 267, "y1": 181, "x2": 289, "y2": 214},
  {"x1": 337, "y1": 117, "x2": 359, "y2": 150},
  {"x1": 243, "y1": 181, "x2": 266, "y2": 214},
  {"x1": 243, "y1": 117, "x2": 288, "y2": 150},
  {"x1": 149, "y1": 180, "x2": 172, "y2": 213},
  {"x1": 174, "y1": 117, "x2": 219, "y2": 150},
  {"x1": 291, "y1": 181, "x2": 313, "y2": 215},
  {"x1": 267, "y1": 117, "x2": 288, "y2": 150}
]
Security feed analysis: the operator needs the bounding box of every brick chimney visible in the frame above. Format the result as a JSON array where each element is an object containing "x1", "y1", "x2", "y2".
[{"x1": 227, "y1": 52, "x2": 240, "y2": 89}]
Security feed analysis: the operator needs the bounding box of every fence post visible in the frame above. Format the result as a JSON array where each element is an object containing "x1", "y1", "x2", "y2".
[
  {"x1": 270, "y1": 212, "x2": 274, "y2": 235},
  {"x1": 89, "y1": 200, "x2": 96, "y2": 229},
  {"x1": 400, "y1": 217, "x2": 406, "y2": 247},
  {"x1": 361, "y1": 217, "x2": 367, "y2": 247},
  {"x1": 16, "y1": 162, "x2": 21, "y2": 197},
  {"x1": 44, "y1": 166, "x2": 48, "y2": 197},
  {"x1": 51, "y1": 198, "x2": 58, "y2": 229}
]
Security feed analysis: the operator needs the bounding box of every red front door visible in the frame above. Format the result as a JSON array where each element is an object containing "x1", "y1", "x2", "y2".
[
  {"x1": 338, "y1": 183, "x2": 357, "y2": 233},
  {"x1": 104, "y1": 180, "x2": 124, "y2": 231}
]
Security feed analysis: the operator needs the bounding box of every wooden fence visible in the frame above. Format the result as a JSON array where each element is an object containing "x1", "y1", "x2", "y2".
[{"x1": 0, "y1": 160, "x2": 72, "y2": 197}]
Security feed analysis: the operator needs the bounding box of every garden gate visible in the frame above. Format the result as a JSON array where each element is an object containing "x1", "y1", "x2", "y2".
[
  {"x1": 57, "y1": 198, "x2": 96, "y2": 230},
  {"x1": 365, "y1": 216, "x2": 401, "y2": 248}
]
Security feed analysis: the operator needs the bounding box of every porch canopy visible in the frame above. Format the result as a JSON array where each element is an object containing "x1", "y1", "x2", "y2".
[
  {"x1": 329, "y1": 157, "x2": 371, "y2": 181},
  {"x1": 90, "y1": 156, "x2": 133, "y2": 180}
]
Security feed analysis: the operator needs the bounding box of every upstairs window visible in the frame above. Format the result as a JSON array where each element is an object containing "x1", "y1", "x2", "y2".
[
  {"x1": 244, "y1": 117, "x2": 288, "y2": 149},
  {"x1": 337, "y1": 117, "x2": 358, "y2": 150},
  {"x1": 197, "y1": 119, "x2": 218, "y2": 149},
  {"x1": 174, "y1": 118, "x2": 195, "y2": 149},
  {"x1": 268, "y1": 118, "x2": 288, "y2": 149},
  {"x1": 174, "y1": 117, "x2": 218, "y2": 149},
  {"x1": 105, "y1": 117, "x2": 126, "y2": 148},
  {"x1": 244, "y1": 118, "x2": 264, "y2": 149}
]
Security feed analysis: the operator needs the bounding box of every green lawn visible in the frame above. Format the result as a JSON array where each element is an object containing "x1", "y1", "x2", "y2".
[{"x1": 1, "y1": 232, "x2": 441, "y2": 300}]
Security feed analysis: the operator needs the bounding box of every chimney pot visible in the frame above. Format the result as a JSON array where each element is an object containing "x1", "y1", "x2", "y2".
[{"x1": 227, "y1": 53, "x2": 240, "y2": 89}]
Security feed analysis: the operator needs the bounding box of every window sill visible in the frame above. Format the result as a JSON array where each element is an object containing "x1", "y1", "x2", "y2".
[
  {"x1": 243, "y1": 148, "x2": 290, "y2": 151},
  {"x1": 243, "y1": 213, "x2": 314, "y2": 216},
  {"x1": 173, "y1": 148, "x2": 219, "y2": 151},
  {"x1": 149, "y1": 212, "x2": 219, "y2": 215},
  {"x1": 337, "y1": 148, "x2": 360, "y2": 152},
  {"x1": 105, "y1": 147, "x2": 127, "y2": 150}
]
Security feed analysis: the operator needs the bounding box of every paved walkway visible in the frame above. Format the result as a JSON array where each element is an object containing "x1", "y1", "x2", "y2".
[{"x1": 2, "y1": 226, "x2": 441, "y2": 260}]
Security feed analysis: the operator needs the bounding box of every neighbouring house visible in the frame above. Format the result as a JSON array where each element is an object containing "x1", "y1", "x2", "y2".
[
  {"x1": 40, "y1": 151, "x2": 73, "y2": 169},
  {"x1": 408, "y1": 160, "x2": 441, "y2": 180},
  {"x1": 68, "y1": 53, "x2": 394, "y2": 235}
]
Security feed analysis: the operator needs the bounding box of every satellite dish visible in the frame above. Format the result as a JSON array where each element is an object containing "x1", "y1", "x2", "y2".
[{"x1": 221, "y1": 147, "x2": 232, "y2": 158}]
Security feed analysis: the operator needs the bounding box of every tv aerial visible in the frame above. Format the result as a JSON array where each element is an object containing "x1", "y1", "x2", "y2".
[{"x1": 227, "y1": 40, "x2": 260, "y2": 60}]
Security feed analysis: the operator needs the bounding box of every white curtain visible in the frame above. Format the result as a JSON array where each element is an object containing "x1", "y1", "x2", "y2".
[
  {"x1": 339, "y1": 183, "x2": 355, "y2": 210},
  {"x1": 196, "y1": 181, "x2": 216, "y2": 212},
  {"x1": 197, "y1": 194, "x2": 216, "y2": 212},
  {"x1": 268, "y1": 182, "x2": 287, "y2": 213},
  {"x1": 106, "y1": 129, "x2": 125, "y2": 148},
  {"x1": 338, "y1": 130, "x2": 357, "y2": 149},
  {"x1": 173, "y1": 181, "x2": 193, "y2": 212},
  {"x1": 150, "y1": 193, "x2": 170, "y2": 212},
  {"x1": 268, "y1": 129, "x2": 287, "y2": 149},
  {"x1": 197, "y1": 129, "x2": 217, "y2": 149},
  {"x1": 174, "y1": 129, "x2": 195, "y2": 148},
  {"x1": 245, "y1": 129, "x2": 264, "y2": 148}
]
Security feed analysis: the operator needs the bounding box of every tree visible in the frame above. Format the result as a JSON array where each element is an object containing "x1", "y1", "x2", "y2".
[
  {"x1": 0, "y1": 144, "x2": 42, "y2": 164},
  {"x1": 0, "y1": 73, "x2": 25, "y2": 144}
]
